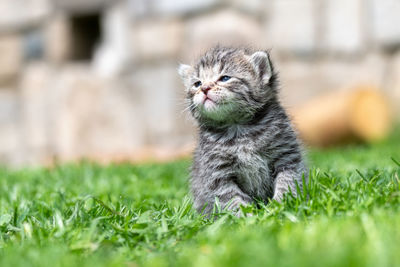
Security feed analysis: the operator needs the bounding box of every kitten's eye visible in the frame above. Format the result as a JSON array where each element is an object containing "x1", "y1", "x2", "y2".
[
  {"x1": 194, "y1": 81, "x2": 202, "y2": 88},
  {"x1": 219, "y1": 75, "x2": 231, "y2": 82}
]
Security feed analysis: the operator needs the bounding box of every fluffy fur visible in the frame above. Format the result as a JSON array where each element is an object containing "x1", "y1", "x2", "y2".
[{"x1": 178, "y1": 46, "x2": 307, "y2": 215}]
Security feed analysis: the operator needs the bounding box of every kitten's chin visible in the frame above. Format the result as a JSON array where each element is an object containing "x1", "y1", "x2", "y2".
[
  {"x1": 193, "y1": 94, "x2": 240, "y2": 123},
  {"x1": 197, "y1": 102, "x2": 239, "y2": 124},
  {"x1": 193, "y1": 94, "x2": 218, "y2": 112},
  {"x1": 203, "y1": 98, "x2": 217, "y2": 111}
]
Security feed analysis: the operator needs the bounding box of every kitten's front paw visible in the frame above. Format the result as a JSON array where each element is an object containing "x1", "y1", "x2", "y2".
[
  {"x1": 226, "y1": 197, "x2": 251, "y2": 217},
  {"x1": 272, "y1": 193, "x2": 283, "y2": 202}
]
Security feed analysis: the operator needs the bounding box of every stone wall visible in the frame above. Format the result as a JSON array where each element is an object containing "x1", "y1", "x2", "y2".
[{"x1": 0, "y1": 0, "x2": 400, "y2": 166}]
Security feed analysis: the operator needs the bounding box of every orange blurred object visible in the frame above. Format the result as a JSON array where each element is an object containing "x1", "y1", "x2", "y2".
[{"x1": 290, "y1": 86, "x2": 392, "y2": 147}]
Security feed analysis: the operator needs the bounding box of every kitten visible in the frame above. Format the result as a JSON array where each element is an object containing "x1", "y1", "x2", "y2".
[{"x1": 178, "y1": 46, "x2": 307, "y2": 215}]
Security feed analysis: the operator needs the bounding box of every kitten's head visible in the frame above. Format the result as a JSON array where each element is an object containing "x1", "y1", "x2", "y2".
[{"x1": 178, "y1": 46, "x2": 278, "y2": 128}]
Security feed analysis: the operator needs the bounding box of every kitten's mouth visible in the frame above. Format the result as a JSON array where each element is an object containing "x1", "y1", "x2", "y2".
[
  {"x1": 203, "y1": 97, "x2": 214, "y2": 104},
  {"x1": 202, "y1": 96, "x2": 217, "y2": 110}
]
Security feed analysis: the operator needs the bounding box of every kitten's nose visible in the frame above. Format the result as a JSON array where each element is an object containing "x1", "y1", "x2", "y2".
[{"x1": 201, "y1": 85, "x2": 212, "y2": 95}]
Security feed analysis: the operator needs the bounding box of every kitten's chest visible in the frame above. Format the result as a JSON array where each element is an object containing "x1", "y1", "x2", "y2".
[
  {"x1": 218, "y1": 140, "x2": 272, "y2": 197},
  {"x1": 200, "y1": 130, "x2": 274, "y2": 197}
]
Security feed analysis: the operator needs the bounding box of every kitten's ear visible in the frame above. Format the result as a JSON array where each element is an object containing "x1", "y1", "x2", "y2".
[
  {"x1": 178, "y1": 64, "x2": 194, "y2": 89},
  {"x1": 178, "y1": 64, "x2": 192, "y2": 81},
  {"x1": 249, "y1": 51, "x2": 273, "y2": 85}
]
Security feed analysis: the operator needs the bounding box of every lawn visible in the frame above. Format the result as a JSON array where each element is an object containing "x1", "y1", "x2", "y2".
[{"x1": 1, "y1": 131, "x2": 400, "y2": 267}]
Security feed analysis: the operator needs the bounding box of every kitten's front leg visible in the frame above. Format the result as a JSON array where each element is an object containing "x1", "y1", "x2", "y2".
[
  {"x1": 195, "y1": 178, "x2": 252, "y2": 216},
  {"x1": 272, "y1": 169, "x2": 304, "y2": 202},
  {"x1": 216, "y1": 182, "x2": 253, "y2": 216}
]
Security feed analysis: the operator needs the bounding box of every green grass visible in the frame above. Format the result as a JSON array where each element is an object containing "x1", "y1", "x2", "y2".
[{"x1": 1, "y1": 132, "x2": 400, "y2": 267}]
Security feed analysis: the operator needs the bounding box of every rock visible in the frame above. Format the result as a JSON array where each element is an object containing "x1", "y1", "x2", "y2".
[
  {"x1": 0, "y1": 89, "x2": 21, "y2": 165},
  {"x1": 153, "y1": 0, "x2": 219, "y2": 16},
  {"x1": 230, "y1": 0, "x2": 266, "y2": 16},
  {"x1": 19, "y1": 63, "x2": 153, "y2": 164},
  {"x1": 0, "y1": 34, "x2": 23, "y2": 85},
  {"x1": 47, "y1": 66, "x2": 145, "y2": 162},
  {"x1": 370, "y1": 0, "x2": 400, "y2": 50},
  {"x1": 264, "y1": 0, "x2": 316, "y2": 55},
  {"x1": 19, "y1": 63, "x2": 53, "y2": 164},
  {"x1": 128, "y1": 0, "x2": 219, "y2": 18},
  {"x1": 14, "y1": 61, "x2": 196, "y2": 165},
  {"x1": 183, "y1": 10, "x2": 264, "y2": 61},
  {"x1": 92, "y1": 3, "x2": 132, "y2": 77},
  {"x1": 0, "y1": 0, "x2": 50, "y2": 31},
  {"x1": 128, "y1": 62, "x2": 194, "y2": 147},
  {"x1": 131, "y1": 19, "x2": 183, "y2": 62},
  {"x1": 277, "y1": 53, "x2": 387, "y2": 108},
  {"x1": 386, "y1": 52, "x2": 400, "y2": 116},
  {"x1": 53, "y1": 0, "x2": 111, "y2": 13},
  {"x1": 322, "y1": 0, "x2": 364, "y2": 54},
  {"x1": 45, "y1": 14, "x2": 71, "y2": 64}
]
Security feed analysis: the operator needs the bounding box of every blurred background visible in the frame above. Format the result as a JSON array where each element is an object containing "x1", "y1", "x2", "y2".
[{"x1": 0, "y1": 0, "x2": 399, "y2": 166}]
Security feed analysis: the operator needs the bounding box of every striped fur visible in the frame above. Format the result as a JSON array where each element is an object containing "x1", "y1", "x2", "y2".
[{"x1": 178, "y1": 46, "x2": 308, "y2": 215}]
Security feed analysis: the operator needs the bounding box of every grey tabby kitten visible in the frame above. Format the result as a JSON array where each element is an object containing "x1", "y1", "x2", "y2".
[{"x1": 178, "y1": 46, "x2": 307, "y2": 215}]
